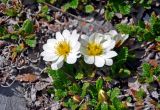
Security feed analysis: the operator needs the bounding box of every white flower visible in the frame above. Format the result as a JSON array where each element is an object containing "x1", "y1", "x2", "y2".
[
  {"x1": 80, "y1": 33, "x2": 117, "y2": 67},
  {"x1": 105, "y1": 30, "x2": 129, "y2": 47},
  {"x1": 41, "y1": 29, "x2": 81, "y2": 70}
]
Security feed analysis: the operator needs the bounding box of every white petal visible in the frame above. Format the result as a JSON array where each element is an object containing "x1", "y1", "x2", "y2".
[
  {"x1": 89, "y1": 33, "x2": 96, "y2": 42},
  {"x1": 80, "y1": 39, "x2": 88, "y2": 47},
  {"x1": 40, "y1": 51, "x2": 54, "y2": 56},
  {"x1": 109, "y1": 30, "x2": 118, "y2": 36},
  {"x1": 66, "y1": 53, "x2": 78, "y2": 64},
  {"x1": 56, "y1": 32, "x2": 64, "y2": 41},
  {"x1": 62, "y1": 29, "x2": 70, "y2": 39},
  {"x1": 47, "y1": 39, "x2": 56, "y2": 44},
  {"x1": 42, "y1": 43, "x2": 54, "y2": 52},
  {"x1": 81, "y1": 34, "x2": 89, "y2": 41},
  {"x1": 102, "y1": 39, "x2": 112, "y2": 48},
  {"x1": 70, "y1": 30, "x2": 79, "y2": 41},
  {"x1": 103, "y1": 51, "x2": 117, "y2": 59},
  {"x1": 95, "y1": 56, "x2": 105, "y2": 67},
  {"x1": 107, "y1": 40, "x2": 116, "y2": 50},
  {"x1": 80, "y1": 46, "x2": 86, "y2": 55},
  {"x1": 105, "y1": 59, "x2": 113, "y2": 66},
  {"x1": 84, "y1": 55, "x2": 94, "y2": 64},
  {"x1": 43, "y1": 54, "x2": 59, "y2": 61},
  {"x1": 94, "y1": 35, "x2": 103, "y2": 43},
  {"x1": 71, "y1": 42, "x2": 81, "y2": 52},
  {"x1": 104, "y1": 34, "x2": 112, "y2": 40},
  {"x1": 51, "y1": 56, "x2": 64, "y2": 70},
  {"x1": 121, "y1": 34, "x2": 129, "y2": 42}
]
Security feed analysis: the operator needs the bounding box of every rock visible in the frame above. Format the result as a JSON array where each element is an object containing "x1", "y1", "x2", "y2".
[{"x1": 0, "y1": 83, "x2": 28, "y2": 110}]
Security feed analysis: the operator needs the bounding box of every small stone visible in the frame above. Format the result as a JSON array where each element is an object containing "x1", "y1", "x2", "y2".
[{"x1": 151, "y1": 91, "x2": 159, "y2": 99}]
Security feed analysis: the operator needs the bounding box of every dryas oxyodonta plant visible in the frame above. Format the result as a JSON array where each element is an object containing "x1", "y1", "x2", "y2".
[{"x1": 41, "y1": 29, "x2": 129, "y2": 70}]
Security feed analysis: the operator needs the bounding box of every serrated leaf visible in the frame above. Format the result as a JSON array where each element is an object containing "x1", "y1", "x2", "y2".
[
  {"x1": 96, "y1": 78, "x2": 103, "y2": 91},
  {"x1": 85, "y1": 5, "x2": 94, "y2": 13},
  {"x1": 110, "y1": 88, "x2": 120, "y2": 101},
  {"x1": 54, "y1": 89, "x2": 67, "y2": 100},
  {"x1": 41, "y1": 5, "x2": 49, "y2": 14},
  {"x1": 142, "y1": 63, "x2": 151, "y2": 77},
  {"x1": 119, "y1": 5, "x2": 131, "y2": 15},
  {"x1": 22, "y1": 19, "x2": 33, "y2": 34},
  {"x1": 70, "y1": 0, "x2": 78, "y2": 9},
  {"x1": 105, "y1": 10, "x2": 114, "y2": 21},
  {"x1": 101, "y1": 102, "x2": 109, "y2": 110},
  {"x1": 62, "y1": 3, "x2": 70, "y2": 11},
  {"x1": 25, "y1": 39, "x2": 37, "y2": 47},
  {"x1": 75, "y1": 72, "x2": 84, "y2": 80},
  {"x1": 81, "y1": 83, "x2": 90, "y2": 97},
  {"x1": 5, "y1": 8, "x2": 17, "y2": 17}
]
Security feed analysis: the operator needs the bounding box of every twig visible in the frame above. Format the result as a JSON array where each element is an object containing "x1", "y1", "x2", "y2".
[
  {"x1": 128, "y1": 42, "x2": 153, "y2": 52},
  {"x1": 43, "y1": 2, "x2": 92, "y2": 24},
  {"x1": 1, "y1": 79, "x2": 16, "y2": 88}
]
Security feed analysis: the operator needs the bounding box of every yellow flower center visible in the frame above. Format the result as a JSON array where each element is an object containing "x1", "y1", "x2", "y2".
[
  {"x1": 86, "y1": 42, "x2": 103, "y2": 56},
  {"x1": 56, "y1": 41, "x2": 71, "y2": 57}
]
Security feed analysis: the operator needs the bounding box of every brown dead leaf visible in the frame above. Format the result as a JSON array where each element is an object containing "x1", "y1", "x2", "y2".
[
  {"x1": 148, "y1": 59, "x2": 158, "y2": 68},
  {"x1": 16, "y1": 73, "x2": 38, "y2": 83}
]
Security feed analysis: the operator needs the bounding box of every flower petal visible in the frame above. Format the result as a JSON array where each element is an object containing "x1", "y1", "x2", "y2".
[
  {"x1": 89, "y1": 33, "x2": 96, "y2": 42},
  {"x1": 62, "y1": 29, "x2": 70, "y2": 39},
  {"x1": 84, "y1": 55, "x2": 94, "y2": 64},
  {"x1": 103, "y1": 51, "x2": 117, "y2": 59},
  {"x1": 47, "y1": 39, "x2": 56, "y2": 44},
  {"x1": 71, "y1": 42, "x2": 81, "y2": 52},
  {"x1": 102, "y1": 39, "x2": 112, "y2": 48},
  {"x1": 105, "y1": 59, "x2": 113, "y2": 66},
  {"x1": 94, "y1": 34, "x2": 103, "y2": 43},
  {"x1": 66, "y1": 53, "x2": 78, "y2": 64},
  {"x1": 81, "y1": 34, "x2": 89, "y2": 41},
  {"x1": 56, "y1": 32, "x2": 64, "y2": 41},
  {"x1": 43, "y1": 53, "x2": 59, "y2": 61},
  {"x1": 109, "y1": 30, "x2": 118, "y2": 37},
  {"x1": 42, "y1": 43, "x2": 54, "y2": 52},
  {"x1": 70, "y1": 30, "x2": 79, "y2": 41},
  {"x1": 107, "y1": 40, "x2": 116, "y2": 50},
  {"x1": 95, "y1": 56, "x2": 105, "y2": 67},
  {"x1": 51, "y1": 56, "x2": 64, "y2": 70}
]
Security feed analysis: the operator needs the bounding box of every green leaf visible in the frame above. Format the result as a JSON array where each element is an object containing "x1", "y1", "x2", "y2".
[
  {"x1": 101, "y1": 102, "x2": 109, "y2": 110},
  {"x1": 69, "y1": 83, "x2": 81, "y2": 94},
  {"x1": 11, "y1": 35, "x2": 18, "y2": 40},
  {"x1": 63, "y1": 3, "x2": 71, "y2": 11},
  {"x1": 54, "y1": 89, "x2": 67, "y2": 100},
  {"x1": 105, "y1": 10, "x2": 114, "y2": 21},
  {"x1": 36, "y1": 0, "x2": 45, "y2": 3},
  {"x1": 155, "y1": 36, "x2": 160, "y2": 42},
  {"x1": 110, "y1": 88, "x2": 120, "y2": 101},
  {"x1": 81, "y1": 83, "x2": 90, "y2": 97},
  {"x1": 85, "y1": 5, "x2": 94, "y2": 13},
  {"x1": 96, "y1": 78, "x2": 103, "y2": 91},
  {"x1": 118, "y1": 68, "x2": 131, "y2": 78},
  {"x1": 119, "y1": 5, "x2": 131, "y2": 15},
  {"x1": 142, "y1": 63, "x2": 151, "y2": 77},
  {"x1": 25, "y1": 39, "x2": 37, "y2": 47},
  {"x1": 5, "y1": 8, "x2": 17, "y2": 17},
  {"x1": 41, "y1": 5, "x2": 49, "y2": 14},
  {"x1": 48, "y1": 69, "x2": 71, "y2": 89},
  {"x1": 22, "y1": 19, "x2": 33, "y2": 34},
  {"x1": 112, "y1": 98, "x2": 122, "y2": 110},
  {"x1": 135, "y1": 89, "x2": 146, "y2": 101},
  {"x1": 75, "y1": 72, "x2": 84, "y2": 80},
  {"x1": 70, "y1": 0, "x2": 79, "y2": 9},
  {"x1": 0, "y1": 34, "x2": 10, "y2": 40}
]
